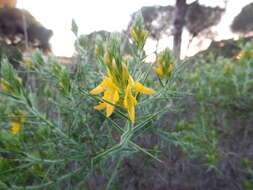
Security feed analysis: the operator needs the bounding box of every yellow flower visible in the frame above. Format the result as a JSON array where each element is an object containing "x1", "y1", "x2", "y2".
[
  {"x1": 153, "y1": 49, "x2": 174, "y2": 78},
  {"x1": 0, "y1": 81, "x2": 10, "y2": 92},
  {"x1": 90, "y1": 36, "x2": 155, "y2": 122},
  {"x1": 103, "y1": 52, "x2": 111, "y2": 66},
  {"x1": 59, "y1": 82, "x2": 64, "y2": 89},
  {"x1": 90, "y1": 76, "x2": 120, "y2": 117},
  {"x1": 19, "y1": 117, "x2": 27, "y2": 124},
  {"x1": 224, "y1": 65, "x2": 233, "y2": 72},
  {"x1": 0, "y1": 77, "x2": 22, "y2": 94},
  {"x1": 23, "y1": 57, "x2": 33, "y2": 66},
  {"x1": 168, "y1": 64, "x2": 173, "y2": 73},
  {"x1": 124, "y1": 84, "x2": 137, "y2": 122},
  {"x1": 130, "y1": 26, "x2": 138, "y2": 42},
  {"x1": 121, "y1": 63, "x2": 130, "y2": 84},
  {"x1": 141, "y1": 30, "x2": 148, "y2": 42},
  {"x1": 124, "y1": 77, "x2": 155, "y2": 122},
  {"x1": 130, "y1": 25, "x2": 148, "y2": 49},
  {"x1": 153, "y1": 67, "x2": 164, "y2": 76},
  {"x1": 90, "y1": 74, "x2": 155, "y2": 122},
  {"x1": 236, "y1": 50, "x2": 253, "y2": 59},
  {"x1": 15, "y1": 76, "x2": 22, "y2": 84},
  {"x1": 11, "y1": 122, "x2": 21, "y2": 135},
  {"x1": 10, "y1": 111, "x2": 27, "y2": 135},
  {"x1": 154, "y1": 64, "x2": 173, "y2": 77}
]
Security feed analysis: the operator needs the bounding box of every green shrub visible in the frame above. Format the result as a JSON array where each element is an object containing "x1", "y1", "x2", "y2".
[
  {"x1": 0, "y1": 17, "x2": 252, "y2": 189},
  {"x1": 0, "y1": 17, "x2": 180, "y2": 189}
]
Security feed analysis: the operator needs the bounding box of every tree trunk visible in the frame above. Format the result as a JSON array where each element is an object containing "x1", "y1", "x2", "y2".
[{"x1": 173, "y1": 0, "x2": 187, "y2": 61}]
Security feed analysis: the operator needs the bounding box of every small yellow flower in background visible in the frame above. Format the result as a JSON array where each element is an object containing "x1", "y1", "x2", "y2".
[
  {"x1": 10, "y1": 111, "x2": 27, "y2": 135},
  {"x1": 59, "y1": 82, "x2": 64, "y2": 90},
  {"x1": 153, "y1": 48, "x2": 175, "y2": 78},
  {"x1": 0, "y1": 77, "x2": 22, "y2": 94},
  {"x1": 224, "y1": 65, "x2": 233, "y2": 72},
  {"x1": 130, "y1": 16, "x2": 148, "y2": 50},
  {"x1": 15, "y1": 76, "x2": 22, "y2": 85},
  {"x1": 11, "y1": 122, "x2": 21, "y2": 135},
  {"x1": 0, "y1": 80, "x2": 11, "y2": 92},
  {"x1": 130, "y1": 26, "x2": 138, "y2": 42},
  {"x1": 23, "y1": 57, "x2": 33, "y2": 66},
  {"x1": 19, "y1": 117, "x2": 26, "y2": 124},
  {"x1": 130, "y1": 26, "x2": 148, "y2": 48},
  {"x1": 236, "y1": 50, "x2": 253, "y2": 59}
]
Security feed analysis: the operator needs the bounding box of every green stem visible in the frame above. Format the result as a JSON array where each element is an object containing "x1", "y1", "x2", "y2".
[
  {"x1": 106, "y1": 154, "x2": 124, "y2": 190},
  {"x1": 10, "y1": 166, "x2": 86, "y2": 190}
]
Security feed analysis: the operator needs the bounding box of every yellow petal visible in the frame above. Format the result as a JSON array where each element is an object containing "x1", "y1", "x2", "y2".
[
  {"x1": 103, "y1": 52, "x2": 111, "y2": 66},
  {"x1": 92, "y1": 75, "x2": 120, "y2": 117},
  {"x1": 11, "y1": 122, "x2": 21, "y2": 135},
  {"x1": 106, "y1": 78, "x2": 119, "y2": 91},
  {"x1": 130, "y1": 26, "x2": 138, "y2": 41},
  {"x1": 90, "y1": 85, "x2": 104, "y2": 94},
  {"x1": 141, "y1": 30, "x2": 148, "y2": 41},
  {"x1": 128, "y1": 104, "x2": 135, "y2": 123},
  {"x1": 104, "y1": 89, "x2": 115, "y2": 116},
  {"x1": 133, "y1": 82, "x2": 156, "y2": 94},
  {"x1": 19, "y1": 117, "x2": 27, "y2": 124},
  {"x1": 157, "y1": 57, "x2": 163, "y2": 67},
  {"x1": 15, "y1": 76, "x2": 22, "y2": 84},
  {"x1": 106, "y1": 104, "x2": 114, "y2": 117},
  {"x1": 112, "y1": 59, "x2": 118, "y2": 73},
  {"x1": 90, "y1": 77, "x2": 111, "y2": 94},
  {"x1": 23, "y1": 57, "x2": 33, "y2": 66},
  {"x1": 113, "y1": 90, "x2": 119, "y2": 103},
  {"x1": 124, "y1": 86, "x2": 137, "y2": 122},
  {"x1": 59, "y1": 82, "x2": 64, "y2": 89},
  {"x1": 94, "y1": 103, "x2": 106, "y2": 110},
  {"x1": 122, "y1": 63, "x2": 130, "y2": 83},
  {"x1": 0, "y1": 82, "x2": 8, "y2": 91},
  {"x1": 153, "y1": 67, "x2": 163, "y2": 76},
  {"x1": 123, "y1": 86, "x2": 131, "y2": 109},
  {"x1": 168, "y1": 64, "x2": 173, "y2": 72},
  {"x1": 103, "y1": 89, "x2": 112, "y2": 101},
  {"x1": 103, "y1": 88, "x2": 119, "y2": 117}
]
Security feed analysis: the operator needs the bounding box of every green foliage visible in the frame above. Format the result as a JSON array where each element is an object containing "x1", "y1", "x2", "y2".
[
  {"x1": 0, "y1": 16, "x2": 177, "y2": 189},
  {"x1": 166, "y1": 40, "x2": 253, "y2": 168},
  {"x1": 0, "y1": 16, "x2": 253, "y2": 190},
  {"x1": 189, "y1": 55, "x2": 253, "y2": 112},
  {"x1": 0, "y1": 42, "x2": 22, "y2": 68}
]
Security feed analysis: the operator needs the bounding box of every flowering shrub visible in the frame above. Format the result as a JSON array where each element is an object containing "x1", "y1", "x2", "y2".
[
  {"x1": 0, "y1": 15, "x2": 252, "y2": 190},
  {"x1": 90, "y1": 39, "x2": 155, "y2": 122},
  {"x1": 165, "y1": 40, "x2": 253, "y2": 166},
  {"x1": 0, "y1": 16, "x2": 179, "y2": 189}
]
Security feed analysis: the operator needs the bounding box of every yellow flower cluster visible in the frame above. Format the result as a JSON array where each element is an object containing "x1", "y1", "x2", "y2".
[
  {"x1": 153, "y1": 48, "x2": 175, "y2": 78},
  {"x1": 224, "y1": 65, "x2": 233, "y2": 72},
  {"x1": 11, "y1": 111, "x2": 27, "y2": 135},
  {"x1": 90, "y1": 53, "x2": 155, "y2": 123},
  {"x1": 154, "y1": 57, "x2": 174, "y2": 77},
  {"x1": 130, "y1": 25, "x2": 148, "y2": 50},
  {"x1": 236, "y1": 50, "x2": 253, "y2": 59},
  {"x1": 0, "y1": 76, "x2": 22, "y2": 94},
  {"x1": 0, "y1": 80, "x2": 11, "y2": 92},
  {"x1": 11, "y1": 122, "x2": 21, "y2": 135},
  {"x1": 23, "y1": 57, "x2": 33, "y2": 67}
]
